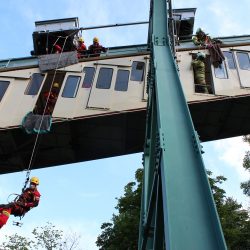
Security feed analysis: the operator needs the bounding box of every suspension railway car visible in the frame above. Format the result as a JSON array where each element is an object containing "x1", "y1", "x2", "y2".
[{"x1": 0, "y1": 17, "x2": 250, "y2": 174}]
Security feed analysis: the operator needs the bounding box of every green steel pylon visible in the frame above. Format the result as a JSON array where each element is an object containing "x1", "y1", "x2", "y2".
[{"x1": 138, "y1": 0, "x2": 227, "y2": 249}]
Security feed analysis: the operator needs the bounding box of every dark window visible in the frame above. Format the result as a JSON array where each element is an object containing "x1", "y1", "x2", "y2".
[
  {"x1": 214, "y1": 62, "x2": 228, "y2": 79},
  {"x1": 115, "y1": 70, "x2": 129, "y2": 91},
  {"x1": 130, "y1": 61, "x2": 145, "y2": 81},
  {"x1": 82, "y1": 67, "x2": 95, "y2": 88},
  {"x1": 25, "y1": 73, "x2": 44, "y2": 95},
  {"x1": 223, "y1": 51, "x2": 236, "y2": 69},
  {"x1": 237, "y1": 52, "x2": 250, "y2": 70},
  {"x1": 62, "y1": 75, "x2": 80, "y2": 98},
  {"x1": 96, "y1": 68, "x2": 113, "y2": 89},
  {"x1": 0, "y1": 81, "x2": 10, "y2": 102}
]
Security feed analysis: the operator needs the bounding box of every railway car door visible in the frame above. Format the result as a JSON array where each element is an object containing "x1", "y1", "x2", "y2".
[
  {"x1": 87, "y1": 65, "x2": 115, "y2": 110},
  {"x1": 52, "y1": 72, "x2": 82, "y2": 118},
  {"x1": 34, "y1": 71, "x2": 65, "y2": 115},
  {"x1": 235, "y1": 50, "x2": 250, "y2": 87}
]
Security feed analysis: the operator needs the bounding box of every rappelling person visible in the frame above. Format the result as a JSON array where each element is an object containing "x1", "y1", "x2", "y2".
[
  {"x1": 191, "y1": 52, "x2": 209, "y2": 94},
  {"x1": 88, "y1": 37, "x2": 107, "y2": 57},
  {"x1": 0, "y1": 177, "x2": 41, "y2": 229}
]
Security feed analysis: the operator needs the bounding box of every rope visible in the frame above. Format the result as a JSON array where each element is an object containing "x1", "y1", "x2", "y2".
[{"x1": 22, "y1": 36, "x2": 69, "y2": 192}]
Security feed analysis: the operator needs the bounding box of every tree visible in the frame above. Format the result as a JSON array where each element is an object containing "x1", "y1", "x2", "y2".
[
  {"x1": 1, "y1": 234, "x2": 34, "y2": 250},
  {"x1": 32, "y1": 222, "x2": 65, "y2": 250},
  {"x1": 1, "y1": 222, "x2": 81, "y2": 250},
  {"x1": 96, "y1": 169, "x2": 250, "y2": 250},
  {"x1": 241, "y1": 136, "x2": 250, "y2": 197},
  {"x1": 96, "y1": 168, "x2": 142, "y2": 250}
]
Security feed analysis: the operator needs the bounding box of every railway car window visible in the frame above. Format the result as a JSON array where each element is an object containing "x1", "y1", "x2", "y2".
[
  {"x1": 0, "y1": 80, "x2": 10, "y2": 102},
  {"x1": 62, "y1": 75, "x2": 81, "y2": 98},
  {"x1": 237, "y1": 52, "x2": 250, "y2": 70},
  {"x1": 214, "y1": 62, "x2": 228, "y2": 79},
  {"x1": 130, "y1": 61, "x2": 145, "y2": 81},
  {"x1": 96, "y1": 68, "x2": 113, "y2": 89},
  {"x1": 82, "y1": 67, "x2": 95, "y2": 88},
  {"x1": 115, "y1": 70, "x2": 129, "y2": 91},
  {"x1": 223, "y1": 51, "x2": 236, "y2": 69},
  {"x1": 25, "y1": 73, "x2": 44, "y2": 95}
]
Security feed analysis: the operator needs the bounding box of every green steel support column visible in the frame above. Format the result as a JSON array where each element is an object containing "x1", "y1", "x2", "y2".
[
  {"x1": 139, "y1": 84, "x2": 159, "y2": 249},
  {"x1": 139, "y1": 0, "x2": 227, "y2": 249}
]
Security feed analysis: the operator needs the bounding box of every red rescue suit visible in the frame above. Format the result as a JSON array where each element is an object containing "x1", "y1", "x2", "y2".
[
  {"x1": 77, "y1": 42, "x2": 87, "y2": 58},
  {"x1": 0, "y1": 188, "x2": 40, "y2": 228},
  {"x1": 88, "y1": 43, "x2": 107, "y2": 57},
  {"x1": 12, "y1": 187, "x2": 41, "y2": 217},
  {"x1": 0, "y1": 208, "x2": 11, "y2": 228},
  {"x1": 43, "y1": 91, "x2": 58, "y2": 115}
]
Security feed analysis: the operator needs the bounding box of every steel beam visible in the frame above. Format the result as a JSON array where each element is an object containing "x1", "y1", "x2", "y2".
[{"x1": 139, "y1": 0, "x2": 227, "y2": 249}]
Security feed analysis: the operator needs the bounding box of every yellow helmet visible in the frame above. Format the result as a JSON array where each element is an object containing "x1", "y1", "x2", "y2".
[
  {"x1": 93, "y1": 37, "x2": 99, "y2": 43},
  {"x1": 53, "y1": 82, "x2": 59, "y2": 88},
  {"x1": 30, "y1": 176, "x2": 39, "y2": 185},
  {"x1": 79, "y1": 37, "x2": 84, "y2": 43}
]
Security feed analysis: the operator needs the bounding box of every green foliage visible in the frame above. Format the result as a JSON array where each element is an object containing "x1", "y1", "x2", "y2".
[
  {"x1": 1, "y1": 234, "x2": 34, "y2": 250},
  {"x1": 241, "y1": 136, "x2": 250, "y2": 197},
  {"x1": 219, "y1": 198, "x2": 250, "y2": 250},
  {"x1": 0, "y1": 222, "x2": 81, "y2": 250},
  {"x1": 97, "y1": 168, "x2": 250, "y2": 250},
  {"x1": 32, "y1": 222, "x2": 64, "y2": 250},
  {"x1": 96, "y1": 168, "x2": 143, "y2": 250}
]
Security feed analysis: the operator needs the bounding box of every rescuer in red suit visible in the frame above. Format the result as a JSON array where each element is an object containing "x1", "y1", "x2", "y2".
[
  {"x1": 88, "y1": 37, "x2": 107, "y2": 57},
  {"x1": 77, "y1": 37, "x2": 87, "y2": 58},
  {"x1": 0, "y1": 177, "x2": 41, "y2": 229},
  {"x1": 54, "y1": 44, "x2": 62, "y2": 54},
  {"x1": 43, "y1": 82, "x2": 59, "y2": 115}
]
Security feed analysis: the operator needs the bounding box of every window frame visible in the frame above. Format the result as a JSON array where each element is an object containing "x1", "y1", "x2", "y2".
[
  {"x1": 62, "y1": 75, "x2": 81, "y2": 98},
  {"x1": 214, "y1": 61, "x2": 228, "y2": 79},
  {"x1": 114, "y1": 69, "x2": 130, "y2": 92},
  {"x1": 130, "y1": 61, "x2": 145, "y2": 82},
  {"x1": 236, "y1": 52, "x2": 250, "y2": 70},
  {"x1": 96, "y1": 67, "x2": 113, "y2": 89},
  {"x1": 223, "y1": 51, "x2": 236, "y2": 70},
  {"x1": 25, "y1": 73, "x2": 45, "y2": 95},
  {"x1": 0, "y1": 80, "x2": 10, "y2": 102},
  {"x1": 82, "y1": 67, "x2": 96, "y2": 88}
]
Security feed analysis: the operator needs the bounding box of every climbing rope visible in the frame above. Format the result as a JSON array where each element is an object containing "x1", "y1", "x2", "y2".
[{"x1": 22, "y1": 36, "x2": 69, "y2": 192}]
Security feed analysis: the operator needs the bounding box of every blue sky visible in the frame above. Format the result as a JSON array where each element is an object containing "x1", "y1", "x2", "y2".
[{"x1": 0, "y1": 0, "x2": 249, "y2": 249}]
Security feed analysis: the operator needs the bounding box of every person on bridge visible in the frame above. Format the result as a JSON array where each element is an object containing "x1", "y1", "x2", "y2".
[
  {"x1": 0, "y1": 177, "x2": 41, "y2": 229},
  {"x1": 76, "y1": 37, "x2": 87, "y2": 58},
  {"x1": 191, "y1": 52, "x2": 209, "y2": 94},
  {"x1": 192, "y1": 28, "x2": 211, "y2": 46},
  {"x1": 88, "y1": 37, "x2": 107, "y2": 57},
  {"x1": 54, "y1": 44, "x2": 62, "y2": 54}
]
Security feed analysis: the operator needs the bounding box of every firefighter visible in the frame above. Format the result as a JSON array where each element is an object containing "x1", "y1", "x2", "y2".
[
  {"x1": 54, "y1": 44, "x2": 62, "y2": 54},
  {"x1": 192, "y1": 28, "x2": 211, "y2": 46},
  {"x1": 0, "y1": 177, "x2": 41, "y2": 229},
  {"x1": 191, "y1": 52, "x2": 209, "y2": 94},
  {"x1": 77, "y1": 37, "x2": 87, "y2": 58},
  {"x1": 43, "y1": 82, "x2": 59, "y2": 115},
  {"x1": 88, "y1": 37, "x2": 107, "y2": 57}
]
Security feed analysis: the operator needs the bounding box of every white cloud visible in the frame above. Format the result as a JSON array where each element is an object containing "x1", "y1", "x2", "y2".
[
  {"x1": 207, "y1": 1, "x2": 250, "y2": 36},
  {"x1": 213, "y1": 137, "x2": 250, "y2": 180}
]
